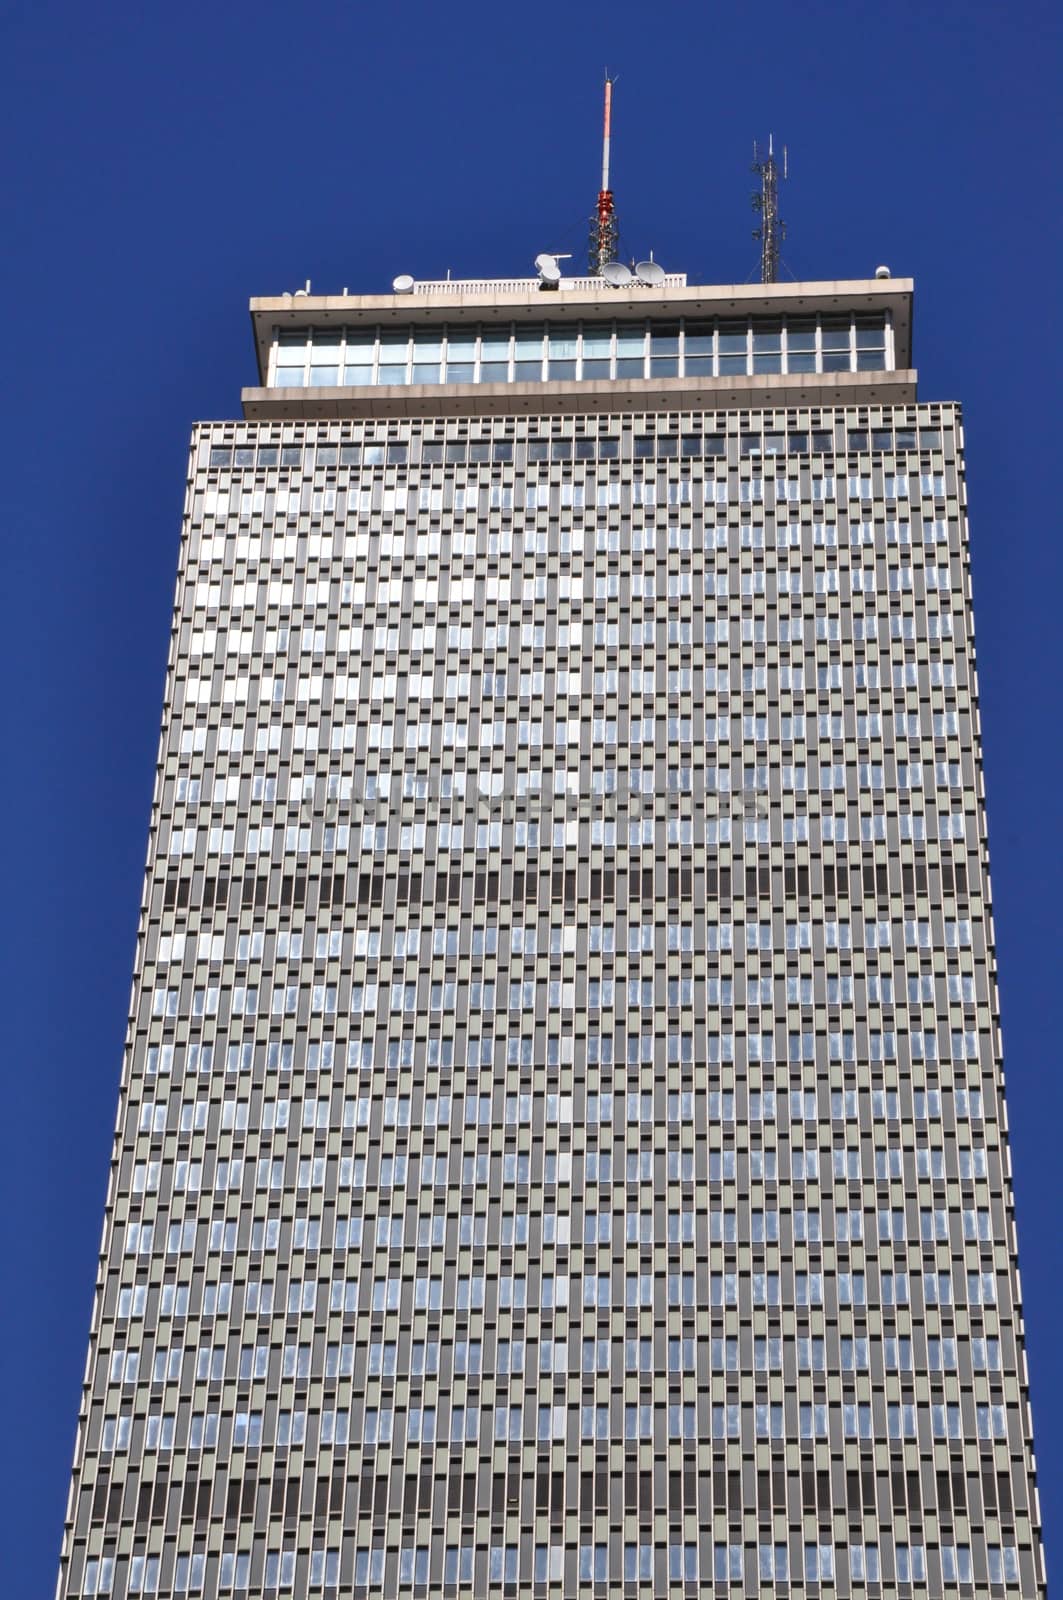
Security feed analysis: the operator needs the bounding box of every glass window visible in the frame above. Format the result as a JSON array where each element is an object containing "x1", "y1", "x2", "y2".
[
  {"x1": 582, "y1": 324, "x2": 612, "y2": 379},
  {"x1": 515, "y1": 326, "x2": 545, "y2": 380},
  {"x1": 615, "y1": 328, "x2": 646, "y2": 378},
  {"x1": 684, "y1": 322, "x2": 714, "y2": 375},
  {"x1": 786, "y1": 319, "x2": 817, "y2": 372},
  {"x1": 275, "y1": 338, "x2": 307, "y2": 365},
  {"x1": 444, "y1": 336, "x2": 476, "y2": 382},
  {"x1": 650, "y1": 323, "x2": 679, "y2": 377},
  {"x1": 855, "y1": 319, "x2": 886, "y2": 347},
  {"x1": 718, "y1": 324, "x2": 748, "y2": 375},
  {"x1": 411, "y1": 333, "x2": 442, "y2": 384},
  {"x1": 343, "y1": 333, "x2": 375, "y2": 385},
  {"x1": 821, "y1": 319, "x2": 852, "y2": 371},
  {"x1": 309, "y1": 331, "x2": 341, "y2": 355},
  {"x1": 308, "y1": 331, "x2": 341, "y2": 386},
  {"x1": 377, "y1": 331, "x2": 408, "y2": 385},
  {"x1": 752, "y1": 324, "x2": 782, "y2": 373},
  {"x1": 274, "y1": 338, "x2": 307, "y2": 386},
  {"x1": 480, "y1": 336, "x2": 510, "y2": 382},
  {"x1": 546, "y1": 331, "x2": 577, "y2": 380}
]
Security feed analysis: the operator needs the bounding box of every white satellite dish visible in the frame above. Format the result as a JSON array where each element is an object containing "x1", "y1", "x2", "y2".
[
  {"x1": 392, "y1": 274, "x2": 415, "y2": 294},
  {"x1": 601, "y1": 261, "x2": 632, "y2": 287},
  {"x1": 535, "y1": 253, "x2": 561, "y2": 284},
  {"x1": 635, "y1": 259, "x2": 665, "y2": 286}
]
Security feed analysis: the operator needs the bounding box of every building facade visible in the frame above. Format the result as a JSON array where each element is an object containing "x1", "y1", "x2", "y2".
[{"x1": 57, "y1": 271, "x2": 1045, "y2": 1597}]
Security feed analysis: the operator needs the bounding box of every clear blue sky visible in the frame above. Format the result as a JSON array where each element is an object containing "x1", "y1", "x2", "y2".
[{"x1": 2, "y1": 0, "x2": 1060, "y2": 1588}]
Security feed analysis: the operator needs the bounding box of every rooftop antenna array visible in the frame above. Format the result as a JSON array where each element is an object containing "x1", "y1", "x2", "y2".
[
  {"x1": 751, "y1": 136, "x2": 788, "y2": 284},
  {"x1": 589, "y1": 75, "x2": 619, "y2": 276}
]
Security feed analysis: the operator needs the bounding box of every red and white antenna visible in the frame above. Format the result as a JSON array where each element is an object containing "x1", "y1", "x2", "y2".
[{"x1": 589, "y1": 74, "x2": 619, "y2": 275}]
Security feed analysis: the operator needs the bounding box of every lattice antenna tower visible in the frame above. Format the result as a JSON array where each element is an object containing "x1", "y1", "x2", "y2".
[
  {"x1": 589, "y1": 75, "x2": 619, "y2": 275},
  {"x1": 751, "y1": 135, "x2": 788, "y2": 284}
]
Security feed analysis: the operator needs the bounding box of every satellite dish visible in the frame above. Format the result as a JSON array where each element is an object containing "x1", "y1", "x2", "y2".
[
  {"x1": 601, "y1": 261, "x2": 633, "y2": 287},
  {"x1": 535, "y1": 253, "x2": 561, "y2": 284},
  {"x1": 635, "y1": 259, "x2": 665, "y2": 286},
  {"x1": 392, "y1": 274, "x2": 415, "y2": 294}
]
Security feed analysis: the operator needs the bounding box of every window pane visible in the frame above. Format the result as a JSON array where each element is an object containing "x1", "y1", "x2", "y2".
[
  {"x1": 515, "y1": 329, "x2": 545, "y2": 359},
  {"x1": 650, "y1": 326, "x2": 680, "y2": 356},
  {"x1": 685, "y1": 326, "x2": 713, "y2": 354},
  {"x1": 821, "y1": 323, "x2": 851, "y2": 350},
  {"x1": 787, "y1": 321, "x2": 816, "y2": 352}
]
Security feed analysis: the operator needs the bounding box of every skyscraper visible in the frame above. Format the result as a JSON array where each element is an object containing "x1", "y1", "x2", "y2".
[{"x1": 57, "y1": 260, "x2": 1046, "y2": 1598}]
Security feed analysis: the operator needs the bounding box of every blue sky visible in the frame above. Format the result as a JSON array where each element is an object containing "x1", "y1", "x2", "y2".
[{"x1": 2, "y1": 0, "x2": 1060, "y2": 1588}]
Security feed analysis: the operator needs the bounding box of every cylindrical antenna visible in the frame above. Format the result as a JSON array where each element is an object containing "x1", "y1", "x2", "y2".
[
  {"x1": 589, "y1": 74, "x2": 619, "y2": 276},
  {"x1": 601, "y1": 76, "x2": 612, "y2": 191}
]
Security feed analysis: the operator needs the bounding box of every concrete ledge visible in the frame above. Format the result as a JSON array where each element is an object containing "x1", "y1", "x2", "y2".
[{"x1": 241, "y1": 369, "x2": 919, "y2": 421}]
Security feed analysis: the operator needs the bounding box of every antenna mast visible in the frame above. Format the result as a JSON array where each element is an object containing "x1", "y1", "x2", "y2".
[
  {"x1": 751, "y1": 135, "x2": 788, "y2": 284},
  {"x1": 589, "y1": 75, "x2": 619, "y2": 276}
]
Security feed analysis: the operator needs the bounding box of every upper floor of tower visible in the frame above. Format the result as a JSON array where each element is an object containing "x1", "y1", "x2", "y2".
[{"x1": 242, "y1": 273, "x2": 914, "y2": 422}]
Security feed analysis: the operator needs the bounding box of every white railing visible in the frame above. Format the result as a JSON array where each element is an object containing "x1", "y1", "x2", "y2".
[{"x1": 406, "y1": 274, "x2": 688, "y2": 295}]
